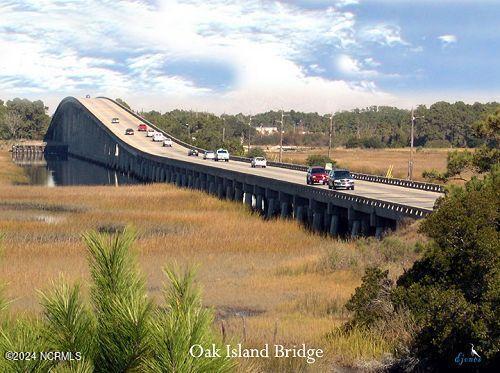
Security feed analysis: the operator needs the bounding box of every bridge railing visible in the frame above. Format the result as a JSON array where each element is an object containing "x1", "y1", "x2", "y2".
[{"x1": 101, "y1": 97, "x2": 445, "y2": 194}]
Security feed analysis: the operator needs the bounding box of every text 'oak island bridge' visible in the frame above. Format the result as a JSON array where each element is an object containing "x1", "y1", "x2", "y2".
[{"x1": 45, "y1": 97, "x2": 444, "y2": 237}]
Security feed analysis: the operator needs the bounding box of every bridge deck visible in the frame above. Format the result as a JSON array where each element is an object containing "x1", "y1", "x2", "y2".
[{"x1": 78, "y1": 97, "x2": 442, "y2": 211}]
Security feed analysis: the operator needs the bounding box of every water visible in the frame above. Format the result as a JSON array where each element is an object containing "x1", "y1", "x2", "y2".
[{"x1": 11, "y1": 153, "x2": 141, "y2": 186}]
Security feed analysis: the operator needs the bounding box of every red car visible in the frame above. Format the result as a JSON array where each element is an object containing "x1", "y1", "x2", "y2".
[
  {"x1": 137, "y1": 124, "x2": 147, "y2": 131},
  {"x1": 306, "y1": 166, "x2": 328, "y2": 185}
]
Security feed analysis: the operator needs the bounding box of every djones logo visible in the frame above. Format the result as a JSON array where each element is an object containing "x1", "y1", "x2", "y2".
[{"x1": 454, "y1": 344, "x2": 481, "y2": 366}]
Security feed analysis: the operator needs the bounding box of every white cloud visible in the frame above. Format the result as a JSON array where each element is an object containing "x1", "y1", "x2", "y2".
[
  {"x1": 364, "y1": 57, "x2": 381, "y2": 67},
  {"x1": 0, "y1": 0, "x2": 406, "y2": 113},
  {"x1": 438, "y1": 34, "x2": 457, "y2": 45},
  {"x1": 360, "y1": 24, "x2": 409, "y2": 46},
  {"x1": 337, "y1": 55, "x2": 378, "y2": 78}
]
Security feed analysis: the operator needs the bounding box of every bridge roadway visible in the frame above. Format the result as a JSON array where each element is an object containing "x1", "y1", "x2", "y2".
[{"x1": 77, "y1": 97, "x2": 441, "y2": 211}]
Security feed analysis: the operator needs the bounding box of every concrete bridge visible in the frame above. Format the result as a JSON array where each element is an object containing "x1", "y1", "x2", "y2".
[{"x1": 45, "y1": 97, "x2": 443, "y2": 237}]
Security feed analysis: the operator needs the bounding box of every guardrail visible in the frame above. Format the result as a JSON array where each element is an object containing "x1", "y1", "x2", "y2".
[{"x1": 100, "y1": 97, "x2": 445, "y2": 194}]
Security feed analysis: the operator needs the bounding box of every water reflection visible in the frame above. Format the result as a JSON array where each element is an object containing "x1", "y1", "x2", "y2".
[{"x1": 11, "y1": 153, "x2": 141, "y2": 186}]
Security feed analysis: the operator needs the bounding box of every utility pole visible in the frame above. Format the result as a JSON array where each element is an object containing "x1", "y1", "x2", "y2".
[
  {"x1": 328, "y1": 113, "x2": 334, "y2": 158},
  {"x1": 278, "y1": 109, "x2": 285, "y2": 163},
  {"x1": 408, "y1": 108, "x2": 424, "y2": 180},
  {"x1": 184, "y1": 123, "x2": 190, "y2": 139}
]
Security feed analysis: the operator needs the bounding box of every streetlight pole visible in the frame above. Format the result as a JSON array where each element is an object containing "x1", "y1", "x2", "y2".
[
  {"x1": 247, "y1": 115, "x2": 253, "y2": 154},
  {"x1": 408, "y1": 108, "x2": 424, "y2": 180},
  {"x1": 222, "y1": 115, "x2": 226, "y2": 143},
  {"x1": 328, "y1": 113, "x2": 334, "y2": 159}
]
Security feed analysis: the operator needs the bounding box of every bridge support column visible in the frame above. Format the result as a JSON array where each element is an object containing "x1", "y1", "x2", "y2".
[
  {"x1": 351, "y1": 220, "x2": 360, "y2": 238},
  {"x1": 234, "y1": 182, "x2": 243, "y2": 202},
  {"x1": 279, "y1": 192, "x2": 292, "y2": 219},
  {"x1": 330, "y1": 215, "x2": 340, "y2": 236},
  {"x1": 293, "y1": 196, "x2": 308, "y2": 223},
  {"x1": 225, "y1": 181, "x2": 234, "y2": 200},
  {"x1": 243, "y1": 184, "x2": 253, "y2": 207},
  {"x1": 267, "y1": 198, "x2": 277, "y2": 219},
  {"x1": 265, "y1": 189, "x2": 279, "y2": 218},
  {"x1": 217, "y1": 180, "x2": 225, "y2": 199},
  {"x1": 309, "y1": 200, "x2": 326, "y2": 232},
  {"x1": 326, "y1": 205, "x2": 340, "y2": 236}
]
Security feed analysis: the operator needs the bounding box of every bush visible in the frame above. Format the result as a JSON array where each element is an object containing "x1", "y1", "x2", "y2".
[
  {"x1": 345, "y1": 267, "x2": 394, "y2": 327},
  {"x1": 305, "y1": 154, "x2": 336, "y2": 167},
  {"x1": 247, "y1": 147, "x2": 267, "y2": 158},
  {"x1": 362, "y1": 137, "x2": 384, "y2": 149},
  {"x1": 345, "y1": 137, "x2": 362, "y2": 148}
]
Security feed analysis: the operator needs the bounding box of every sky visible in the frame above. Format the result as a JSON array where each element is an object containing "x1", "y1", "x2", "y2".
[{"x1": 0, "y1": 0, "x2": 499, "y2": 114}]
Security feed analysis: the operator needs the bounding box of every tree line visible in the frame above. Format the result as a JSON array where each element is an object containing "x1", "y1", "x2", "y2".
[
  {"x1": 1, "y1": 97, "x2": 498, "y2": 153},
  {"x1": 141, "y1": 101, "x2": 499, "y2": 152}
]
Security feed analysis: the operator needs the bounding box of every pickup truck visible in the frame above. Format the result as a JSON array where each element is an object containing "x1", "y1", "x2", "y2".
[{"x1": 214, "y1": 148, "x2": 230, "y2": 162}]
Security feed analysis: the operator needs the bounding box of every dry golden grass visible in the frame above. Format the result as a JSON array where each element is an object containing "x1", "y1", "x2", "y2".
[
  {"x1": 0, "y1": 141, "x2": 29, "y2": 185},
  {"x1": 267, "y1": 147, "x2": 450, "y2": 181},
  {"x1": 0, "y1": 145, "x2": 425, "y2": 370}
]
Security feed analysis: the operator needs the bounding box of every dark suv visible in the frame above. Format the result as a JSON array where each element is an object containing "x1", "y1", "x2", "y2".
[
  {"x1": 328, "y1": 169, "x2": 355, "y2": 190},
  {"x1": 306, "y1": 166, "x2": 328, "y2": 185}
]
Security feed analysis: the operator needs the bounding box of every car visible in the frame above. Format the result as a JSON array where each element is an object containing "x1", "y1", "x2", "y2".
[
  {"x1": 153, "y1": 133, "x2": 166, "y2": 142},
  {"x1": 85, "y1": 94, "x2": 90, "y2": 98},
  {"x1": 125, "y1": 128, "x2": 134, "y2": 135},
  {"x1": 137, "y1": 124, "x2": 147, "y2": 132},
  {"x1": 146, "y1": 129, "x2": 155, "y2": 137},
  {"x1": 203, "y1": 151, "x2": 215, "y2": 160},
  {"x1": 163, "y1": 138, "x2": 173, "y2": 147},
  {"x1": 328, "y1": 169, "x2": 355, "y2": 190},
  {"x1": 111, "y1": 117, "x2": 119, "y2": 124},
  {"x1": 188, "y1": 149, "x2": 199, "y2": 156},
  {"x1": 306, "y1": 166, "x2": 328, "y2": 185},
  {"x1": 214, "y1": 148, "x2": 230, "y2": 162},
  {"x1": 251, "y1": 157, "x2": 267, "y2": 168}
]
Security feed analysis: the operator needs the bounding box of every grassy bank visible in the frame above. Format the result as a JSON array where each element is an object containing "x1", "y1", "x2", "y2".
[
  {"x1": 0, "y1": 142, "x2": 29, "y2": 185},
  {"x1": 0, "y1": 147, "x2": 425, "y2": 371}
]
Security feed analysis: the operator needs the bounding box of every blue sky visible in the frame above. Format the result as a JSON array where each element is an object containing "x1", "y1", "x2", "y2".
[{"x1": 0, "y1": 0, "x2": 498, "y2": 113}]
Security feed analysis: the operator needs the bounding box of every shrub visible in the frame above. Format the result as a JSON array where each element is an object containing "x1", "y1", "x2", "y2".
[
  {"x1": 362, "y1": 137, "x2": 384, "y2": 149},
  {"x1": 379, "y1": 237, "x2": 411, "y2": 263},
  {"x1": 246, "y1": 147, "x2": 267, "y2": 158},
  {"x1": 305, "y1": 154, "x2": 336, "y2": 167},
  {"x1": 345, "y1": 137, "x2": 362, "y2": 148},
  {"x1": 345, "y1": 267, "x2": 394, "y2": 327}
]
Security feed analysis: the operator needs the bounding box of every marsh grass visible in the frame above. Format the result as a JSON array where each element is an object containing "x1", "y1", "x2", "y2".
[{"x1": 0, "y1": 145, "x2": 426, "y2": 370}]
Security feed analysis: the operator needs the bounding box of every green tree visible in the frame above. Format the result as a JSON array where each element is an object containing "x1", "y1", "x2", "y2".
[
  {"x1": 0, "y1": 98, "x2": 50, "y2": 140},
  {"x1": 393, "y1": 168, "x2": 500, "y2": 369}
]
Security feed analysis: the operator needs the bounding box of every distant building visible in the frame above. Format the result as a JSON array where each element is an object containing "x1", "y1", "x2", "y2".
[{"x1": 256, "y1": 125, "x2": 278, "y2": 135}]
